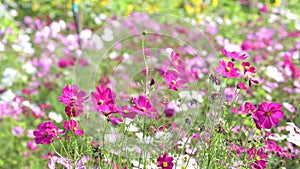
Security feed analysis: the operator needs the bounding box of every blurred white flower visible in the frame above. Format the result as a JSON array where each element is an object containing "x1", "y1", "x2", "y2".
[
  {"x1": 58, "y1": 20, "x2": 66, "y2": 30},
  {"x1": 0, "y1": 42, "x2": 4, "y2": 52},
  {"x1": 265, "y1": 66, "x2": 284, "y2": 82},
  {"x1": 1, "y1": 67, "x2": 20, "y2": 87},
  {"x1": 286, "y1": 122, "x2": 300, "y2": 147},
  {"x1": 174, "y1": 154, "x2": 198, "y2": 169},
  {"x1": 109, "y1": 51, "x2": 118, "y2": 59},
  {"x1": 80, "y1": 29, "x2": 92, "y2": 39},
  {"x1": 0, "y1": 89, "x2": 16, "y2": 102},
  {"x1": 12, "y1": 34, "x2": 34, "y2": 54},
  {"x1": 49, "y1": 111, "x2": 63, "y2": 123},
  {"x1": 268, "y1": 133, "x2": 287, "y2": 141},
  {"x1": 22, "y1": 62, "x2": 37, "y2": 75}
]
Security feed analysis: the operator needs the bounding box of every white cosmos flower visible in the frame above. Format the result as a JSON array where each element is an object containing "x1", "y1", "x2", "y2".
[
  {"x1": 0, "y1": 90, "x2": 16, "y2": 102},
  {"x1": 1, "y1": 68, "x2": 20, "y2": 87},
  {"x1": 265, "y1": 66, "x2": 284, "y2": 82},
  {"x1": 286, "y1": 122, "x2": 300, "y2": 147},
  {"x1": 49, "y1": 111, "x2": 63, "y2": 123},
  {"x1": 22, "y1": 62, "x2": 37, "y2": 75}
]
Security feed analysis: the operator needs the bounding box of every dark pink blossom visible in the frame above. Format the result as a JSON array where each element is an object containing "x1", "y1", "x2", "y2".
[
  {"x1": 116, "y1": 105, "x2": 137, "y2": 119},
  {"x1": 108, "y1": 115, "x2": 123, "y2": 126},
  {"x1": 170, "y1": 51, "x2": 185, "y2": 72},
  {"x1": 130, "y1": 95, "x2": 157, "y2": 118},
  {"x1": 58, "y1": 84, "x2": 88, "y2": 106},
  {"x1": 237, "y1": 82, "x2": 248, "y2": 91},
  {"x1": 254, "y1": 102, "x2": 284, "y2": 129},
  {"x1": 247, "y1": 148, "x2": 268, "y2": 169},
  {"x1": 165, "y1": 70, "x2": 187, "y2": 91},
  {"x1": 213, "y1": 60, "x2": 240, "y2": 78},
  {"x1": 265, "y1": 140, "x2": 296, "y2": 159},
  {"x1": 242, "y1": 62, "x2": 256, "y2": 74},
  {"x1": 157, "y1": 153, "x2": 173, "y2": 169},
  {"x1": 63, "y1": 120, "x2": 84, "y2": 136},
  {"x1": 230, "y1": 144, "x2": 245, "y2": 156},
  {"x1": 91, "y1": 84, "x2": 116, "y2": 113},
  {"x1": 221, "y1": 48, "x2": 248, "y2": 60},
  {"x1": 33, "y1": 121, "x2": 60, "y2": 144},
  {"x1": 65, "y1": 105, "x2": 84, "y2": 117}
]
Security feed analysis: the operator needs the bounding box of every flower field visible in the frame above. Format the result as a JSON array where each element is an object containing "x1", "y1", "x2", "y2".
[{"x1": 0, "y1": 0, "x2": 300, "y2": 168}]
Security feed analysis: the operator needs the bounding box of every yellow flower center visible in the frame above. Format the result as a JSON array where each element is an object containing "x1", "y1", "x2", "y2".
[
  {"x1": 98, "y1": 99, "x2": 104, "y2": 105},
  {"x1": 225, "y1": 66, "x2": 231, "y2": 72},
  {"x1": 174, "y1": 61, "x2": 179, "y2": 66},
  {"x1": 266, "y1": 111, "x2": 272, "y2": 117},
  {"x1": 182, "y1": 165, "x2": 187, "y2": 169},
  {"x1": 255, "y1": 155, "x2": 261, "y2": 161},
  {"x1": 171, "y1": 80, "x2": 177, "y2": 84},
  {"x1": 162, "y1": 162, "x2": 168, "y2": 167},
  {"x1": 141, "y1": 107, "x2": 146, "y2": 111},
  {"x1": 71, "y1": 96, "x2": 77, "y2": 100},
  {"x1": 72, "y1": 127, "x2": 77, "y2": 132},
  {"x1": 244, "y1": 66, "x2": 250, "y2": 70},
  {"x1": 123, "y1": 110, "x2": 128, "y2": 114}
]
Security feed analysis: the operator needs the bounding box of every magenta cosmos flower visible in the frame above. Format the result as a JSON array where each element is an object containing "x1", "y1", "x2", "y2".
[
  {"x1": 213, "y1": 60, "x2": 240, "y2": 78},
  {"x1": 116, "y1": 105, "x2": 137, "y2": 119},
  {"x1": 63, "y1": 120, "x2": 84, "y2": 136},
  {"x1": 254, "y1": 102, "x2": 284, "y2": 129},
  {"x1": 91, "y1": 84, "x2": 116, "y2": 113},
  {"x1": 59, "y1": 84, "x2": 88, "y2": 117},
  {"x1": 247, "y1": 148, "x2": 268, "y2": 169},
  {"x1": 58, "y1": 84, "x2": 88, "y2": 106},
  {"x1": 33, "y1": 121, "x2": 60, "y2": 144},
  {"x1": 165, "y1": 70, "x2": 187, "y2": 91},
  {"x1": 242, "y1": 62, "x2": 256, "y2": 74},
  {"x1": 157, "y1": 153, "x2": 173, "y2": 169},
  {"x1": 221, "y1": 48, "x2": 248, "y2": 60},
  {"x1": 237, "y1": 82, "x2": 248, "y2": 91},
  {"x1": 170, "y1": 51, "x2": 185, "y2": 72},
  {"x1": 130, "y1": 95, "x2": 157, "y2": 118}
]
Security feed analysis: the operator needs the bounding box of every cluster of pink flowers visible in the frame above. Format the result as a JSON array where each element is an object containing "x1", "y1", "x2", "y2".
[
  {"x1": 34, "y1": 84, "x2": 87, "y2": 144},
  {"x1": 58, "y1": 84, "x2": 88, "y2": 117},
  {"x1": 213, "y1": 48, "x2": 258, "y2": 91}
]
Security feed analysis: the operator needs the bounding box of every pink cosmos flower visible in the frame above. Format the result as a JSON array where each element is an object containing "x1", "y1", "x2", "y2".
[
  {"x1": 33, "y1": 121, "x2": 60, "y2": 144},
  {"x1": 213, "y1": 60, "x2": 240, "y2": 78},
  {"x1": 65, "y1": 105, "x2": 84, "y2": 117},
  {"x1": 63, "y1": 120, "x2": 84, "y2": 136},
  {"x1": 165, "y1": 70, "x2": 187, "y2": 91},
  {"x1": 157, "y1": 153, "x2": 173, "y2": 169},
  {"x1": 107, "y1": 115, "x2": 123, "y2": 126},
  {"x1": 237, "y1": 82, "x2": 248, "y2": 91},
  {"x1": 231, "y1": 105, "x2": 247, "y2": 115},
  {"x1": 116, "y1": 105, "x2": 137, "y2": 119},
  {"x1": 130, "y1": 95, "x2": 157, "y2": 118},
  {"x1": 254, "y1": 102, "x2": 284, "y2": 129},
  {"x1": 58, "y1": 84, "x2": 88, "y2": 106},
  {"x1": 221, "y1": 48, "x2": 248, "y2": 60},
  {"x1": 230, "y1": 144, "x2": 245, "y2": 156},
  {"x1": 48, "y1": 156, "x2": 72, "y2": 169},
  {"x1": 248, "y1": 148, "x2": 268, "y2": 169},
  {"x1": 244, "y1": 102, "x2": 257, "y2": 114},
  {"x1": 170, "y1": 51, "x2": 185, "y2": 72},
  {"x1": 12, "y1": 126, "x2": 24, "y2": 136},
  {"x1": 27, "y1": 141, "x2": 39, "y2": 151},
  {"x1": 242, "y1": 62, "x2": 256, "y2": 74},
  {"x1": 265, "y1": 140, "x2": 296, "y2": 159},
  {"x1": 91, "y1": 84, "x2": 116, "y2": 113}
]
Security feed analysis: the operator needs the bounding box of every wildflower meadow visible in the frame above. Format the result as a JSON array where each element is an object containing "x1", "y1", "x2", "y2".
[{"x1": 0, "y1": 0, "x2": 300, "y2": 168}]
